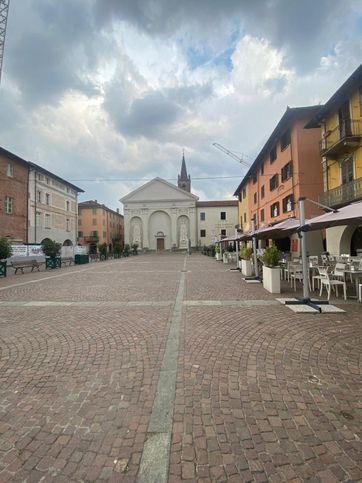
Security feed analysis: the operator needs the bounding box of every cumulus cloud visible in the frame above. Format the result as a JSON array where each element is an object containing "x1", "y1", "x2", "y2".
[{"x1": 0, "y1": 0, "x2": 361, "y2": 211}]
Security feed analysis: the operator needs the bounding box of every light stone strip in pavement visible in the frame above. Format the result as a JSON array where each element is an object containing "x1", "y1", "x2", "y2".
[
  {"x1": 137, "y1": 258, "x2": 187, "y2": 483},
  {"x1": 0, "y1": 299, "x2": 280, "y2": 307},
  {"x1": 0, "y1": 301, "x2": 173, "y2": 307}
]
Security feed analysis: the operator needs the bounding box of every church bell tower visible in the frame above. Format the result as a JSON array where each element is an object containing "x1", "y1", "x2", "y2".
[{"x1": 178, "y1": 152, "x2": 191, "y2": 193}]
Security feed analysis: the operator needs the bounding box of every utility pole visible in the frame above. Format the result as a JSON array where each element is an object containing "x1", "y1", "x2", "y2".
[{"x1": 0, "y1": 0, "x2": 10, "y2": 84}]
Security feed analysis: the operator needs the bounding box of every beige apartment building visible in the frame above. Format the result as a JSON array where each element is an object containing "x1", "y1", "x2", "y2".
[
  {"x1": 28, "y1": 163, "x2": 84, "y2": 249},
  {"x1": 78, "y1": 200, "x2": 124, "y2": 253},
  {"x1": 196, "y1": 200, "x2": 239, "y2": 245}
]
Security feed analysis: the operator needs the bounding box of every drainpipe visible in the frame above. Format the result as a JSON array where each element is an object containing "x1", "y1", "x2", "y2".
[
  {"x1": 289, "y1": 131, "x2": 297, "y2": 219},
  {"x1": 34, "y1": 169, "x2": 37, "y2": 244},
  {"x1": 26, "y1": 164, "x2": 29, "y2": 244}
]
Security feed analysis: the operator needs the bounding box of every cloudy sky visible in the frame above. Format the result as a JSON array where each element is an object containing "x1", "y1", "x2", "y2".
[{"x1": 1, "y1": 1, "x2": 362, "y2": 211}]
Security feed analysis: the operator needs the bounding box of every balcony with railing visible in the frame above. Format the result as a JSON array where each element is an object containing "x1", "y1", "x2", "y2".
[
  {"x1": 84, "y1": 235, "x2": 99, "y2": 243},
  {"x1": 319, "y1": 177, "x2": 362, "y2": 208},
  {"x1": 320, "y1": 119, "x2": 362, "y2": 157}
]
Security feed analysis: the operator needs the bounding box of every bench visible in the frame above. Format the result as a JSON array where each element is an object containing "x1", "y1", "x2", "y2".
[
  {"x1": 11, "y1": 259, "x2": 41, "y2": 274},
  {"x1": 61, "y1": 257, "x2": 74, "y2": 267},
  {"x1": 89, "y1": 254, "x2": 99, "y2": 262}
]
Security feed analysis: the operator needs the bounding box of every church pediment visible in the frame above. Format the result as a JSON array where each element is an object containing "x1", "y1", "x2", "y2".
[{"x1": 120, "y1": 177, "x2": 199, "y2": 203}]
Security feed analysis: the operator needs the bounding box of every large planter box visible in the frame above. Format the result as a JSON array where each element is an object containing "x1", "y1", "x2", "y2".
[
  {"x1": 45, "y1": 257, "x2": 61, "y2": 269},
  {"x1": 0, "y1": 260, "x2": 7, "y2": 277},
  {"x1": 74, "y1": 254, "x2": 89, "y2": 265},
  {"x1": 215, "y1": 253, "x2": 221, "y2": 261},
  {"x1": 262, "y1": 266, "x2": 281, "y2": 294},
  {"x1": 241, "y1": 259, "x2": 253, "y2": 277},
  {"x1": 229, "y1": 253, "x2": 237, "y2": 263}
]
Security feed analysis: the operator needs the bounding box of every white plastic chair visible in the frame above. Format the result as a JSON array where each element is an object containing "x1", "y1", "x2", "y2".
[
  {"x1": 290, "y1": 265, "x2": 311, "y2": 291},
  {"x1": 331, "y1": 263, "x2": 346, "y2": 282},
  {"x1": 312, "y1": 266, "x2": 325, "y2": 291},
  {"x1": 319, "y1": 267, "x2": 347, "y2": 301}
]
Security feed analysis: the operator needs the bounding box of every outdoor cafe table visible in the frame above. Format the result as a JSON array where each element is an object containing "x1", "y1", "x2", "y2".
[{"x1": 343, "y1": 269, "x2": 362, "y2": 298}]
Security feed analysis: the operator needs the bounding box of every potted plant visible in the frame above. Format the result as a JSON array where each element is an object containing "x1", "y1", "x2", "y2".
[
  {"x1": 215, "y1": 245, "x2": 221, "y2": 261},
  {"x1": 42, "y1": 239, "x2": 62, "y2": 269},
  {"x1": 131, "y1": 243, "x2": 139, "y2": 255},
  {"x1": 261, "y1": 245, "x2": 281, "y2": 293},
  {"x1": 0, "y1": 237, "x2": 12, "y2": 277},
  {"x1": 98, "y1": 242, "x2": 108, "y2": 261},
  {"x1": 223, "y1": 250, "x2": 229, "y2": 264},
  {"x1": 123, "y1": 244, "x2": 130, "y2": 257},
  {"x1": 113, "y1": 241, "x2": 123, "y2": 259},
  {"x1": 240, "y1": 247, "x2": 253, "y2": 276}
]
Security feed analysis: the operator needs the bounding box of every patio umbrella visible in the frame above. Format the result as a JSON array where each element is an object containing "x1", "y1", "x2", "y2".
[
  {"x1": 239, "y1": 231, "x2": 253, "y2": 241},
  {"x1": 302, "y1": 200, "x2": 362, "y2": 231},
  {"x1": 256, "y1": 218, "x2": 298, "y2": 239}
]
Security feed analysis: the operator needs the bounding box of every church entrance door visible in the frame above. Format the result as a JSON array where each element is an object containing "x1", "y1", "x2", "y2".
[{"x1": 157, "y1": 238, "x2": 165, "y2": 251}]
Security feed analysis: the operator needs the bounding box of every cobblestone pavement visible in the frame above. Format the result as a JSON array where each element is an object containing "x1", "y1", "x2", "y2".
[{"x1": 0, "y1": 253, "x2": 361, "y2": 482}]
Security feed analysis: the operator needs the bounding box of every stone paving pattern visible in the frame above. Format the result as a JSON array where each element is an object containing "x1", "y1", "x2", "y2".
[{"x1": 0, "y1": 253, "x2": 361, "y2": 482}]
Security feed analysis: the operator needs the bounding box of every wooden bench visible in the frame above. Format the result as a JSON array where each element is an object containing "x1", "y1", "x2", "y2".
[
  {"x1": 11, "y1": 259, "x2": 41, "y2": 274},
  {"x1": 61, "y1": 257, "x2": 74, "y2": 267}
]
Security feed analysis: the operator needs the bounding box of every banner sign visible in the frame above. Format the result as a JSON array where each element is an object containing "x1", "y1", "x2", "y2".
[{"x1": 11, "y1": 245, "x2": 44, "y2": 257}]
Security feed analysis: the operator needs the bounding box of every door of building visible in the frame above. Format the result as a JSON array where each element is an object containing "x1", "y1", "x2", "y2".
[
  {"x1": 341, "y1": 156, "x2": 354, "y2": 185},
  {"x1": 157, "y1": 238, "x2": 165, "y2": 251},
  {"x1": 338, "y1": 100, "x2": 352, "y2": 137}
]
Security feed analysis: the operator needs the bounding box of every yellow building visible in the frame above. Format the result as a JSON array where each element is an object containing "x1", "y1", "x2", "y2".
[
  {"x1": 307, "y1": 64, "x2": 362, "y2": 255},
  {"x1": 233, "y1": 182, "x2": 250, "y2": 233}
]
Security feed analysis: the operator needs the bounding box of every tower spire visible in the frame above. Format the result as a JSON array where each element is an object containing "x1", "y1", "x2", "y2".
[{"x1": 178, "y1": 151, "x2": 191, "y2": 193}]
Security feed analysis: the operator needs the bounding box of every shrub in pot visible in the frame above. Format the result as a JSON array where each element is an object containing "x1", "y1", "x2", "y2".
[
  {"x1": 240, "y1": 246, "x2": 253, "y2": 276},
  {"x1": 98, "y1": 242, "x2": 108, "y2": 261},
  {"x1": 123, "y1": 244, "x2": 130, "y2": 257},
  {"x1": 0, "y1": 237, "x2": 12, "y2": 277},
  {"x1": 131, "y1": 243, "x2": 139, "y2": 255},
  {"x1": 215, "y1": 245, "x2": 221, "y2": 260},
  {"x1": 113, "y1": 241, "x2": 123, "y2": 258},
  {"x1": 42, "y1": 239, "x2": 61, "y2": 269},
  {"x1": 261, "y1": 245, "x2": 281, "y2": 293}
]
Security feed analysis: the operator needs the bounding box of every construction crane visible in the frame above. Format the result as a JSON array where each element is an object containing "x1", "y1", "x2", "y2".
[
  {"x1": 0, "y1": 0, "x2": 10, "y2": 84},
  {"x1": 212, "y1": 142, "x2": 251, "y2": 167}
]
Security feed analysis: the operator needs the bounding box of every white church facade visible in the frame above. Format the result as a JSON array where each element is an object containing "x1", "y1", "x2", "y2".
[
  {"x1": 121, "y1": 177, "x2": 198, "y2": 250},
  {"x1": 120, "y1": 156, "x2": 238, "y2": 250}
]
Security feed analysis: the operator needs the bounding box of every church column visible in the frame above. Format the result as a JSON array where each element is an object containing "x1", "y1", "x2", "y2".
[
  {"x1": 141, "y1": 209, "x2": 149, "y2": 248},
  {"x1": 189, "y1": 207, "x2": 197, "y2": 247},
  {"x1": 170, "y1": 209, "x2": 177, "y2": 248},
  {"x1": 124, "y1": 210, "x2": 130, "y2": 246}
]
